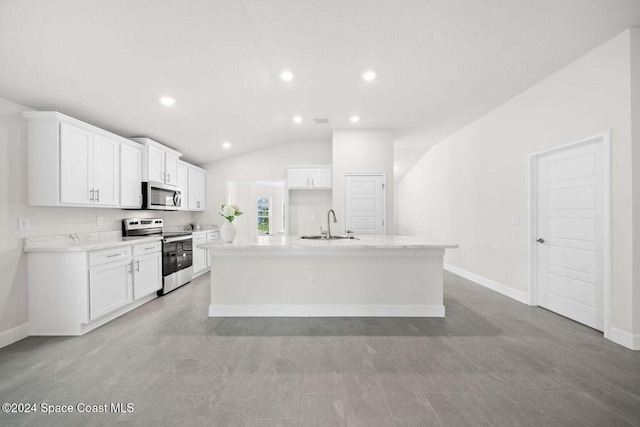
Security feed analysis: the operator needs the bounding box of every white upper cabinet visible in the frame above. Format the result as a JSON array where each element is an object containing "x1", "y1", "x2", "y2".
[
  {"x1": 60, "y1": 123, "x2": 93, "y2": 205},
  {"x1": 120, "y1": 143, "x2": 143, "y2": 208},
  {"x1": 165, "y1": 152, "x2": 179, "y2": 186},
  {"x1": 92, "y1": 134, "x2": 120, "y2": 206},
  {"x1": 132, "y1": 138, "x2": 182, "y2": 187},
  {"x1": 310, "y1": 169, "x2": 332, "y2": 189},
  {"x1": 177, "y1": 161, "x2": 189, "y2": 210},
  {"x1": 286, "y1": 169, "x2": 310, "y2": 189},
  {"x1": 146, "y1": 144, "x2": 165, "y2": 183},
  {"x1": 287, "y1": 167, "x2": 332, "y2": 190},
  {"x1": 27, "y1": 115, "x2": 122, "y2": 208},
  {"x1": 188, "y1": 165, "x2": 206, "y2": 211}
]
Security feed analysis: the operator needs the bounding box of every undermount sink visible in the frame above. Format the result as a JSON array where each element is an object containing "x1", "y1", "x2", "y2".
[{"x1": 299, "y1": 235, "x2": 359, "y2": 240}]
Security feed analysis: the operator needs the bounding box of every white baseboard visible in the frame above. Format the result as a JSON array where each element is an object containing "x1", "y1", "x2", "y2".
[
  {"x1": 0, "y1": 323, "x2": 29, "y2": 349},
  {"x1": 607, "y1": 327, "x2": 640, "y2": 350},
  {"x1": 444, "y1": 263, "x2": 530, "y2": 305},
  {"x1": 209, "y1": 304, "x2": 445, "y2": 317}
]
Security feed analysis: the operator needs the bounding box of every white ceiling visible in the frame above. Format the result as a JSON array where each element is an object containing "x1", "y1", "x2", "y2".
[{"x1": 1, "y1": 0, "x2": 639, "y2": 177}]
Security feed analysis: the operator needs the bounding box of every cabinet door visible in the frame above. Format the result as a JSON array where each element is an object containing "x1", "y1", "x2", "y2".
[
  {"x1": 287, "y1": 169, "x2": 310, "y2": 189},
  {"x1": 133, "y1": 252, "x2": 162, "y2": 299},
  {"x1": 177, "y1": 162, "x2": 189, "y2": 210},
  {"x1": 89, "y1": 261, "x2": 132, "y2": 320},
  {"x1": 192, "y1": 235, "x2": 207, "y2": 274},
  {"x1": 165, "y1": 152, "x2": 179, "y2": 186},
  {"x1": 60, "y1": 123, "x2": 93, "y2": 205},
  {"x1": 310, "y1": 169, "x2": 332, "y2": 189},
  {"x1": 120, "y1": 144, "x2": 143, "y2": 208},
  {"x1": 188, "y1": 168, "x2": 206, "y2": 210},
  {"x1": 93, "y1": 134, "x2": 120, "y2": 206},
  {"x1": 147, "y1": 145, "x2": 165, "y2": 183}
]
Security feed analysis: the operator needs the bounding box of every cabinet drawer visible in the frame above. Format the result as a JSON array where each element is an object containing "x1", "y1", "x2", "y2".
[
  {"x1": 206, "y1": 232, "x2": 219, "y2": 241},
  {"x1": 193, "y1": 234, "x2": 207, "y2": 243},
  {"x1": 89, "y1": 246, "x2": 132, "y2": 266},
  {"x1": 133, "y1": 241, "x2": 162, "y2": 256}
]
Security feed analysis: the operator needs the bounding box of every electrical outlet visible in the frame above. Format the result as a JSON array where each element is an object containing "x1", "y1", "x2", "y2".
[
  {"x1": 96, "y1": 216, "x2": 104, "y2": 226},
  {"x1": 511, "y1": 216, "x2": 521, "y2": 226},
  {"x1": 310, "y1": 214, "x2": 315, "y2": 221},
  {"x1": 18, "y1": 218, "x2": 30, "y2": 231},
  {"x1": 308, "y1": 274, "x2": 316, "y2": 285}
]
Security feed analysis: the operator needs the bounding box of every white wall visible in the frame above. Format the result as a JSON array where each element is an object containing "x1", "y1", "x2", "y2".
[
  {"x1": 289, "y1": 190, "x2": 333, "y2": 236},
  {"x1": 0, "y1": 96, "x2": 195, "y2": 343},
  {"x1": 332, "y1": 130, "x2": 395, "y2": 234},
  {"x1": 398, "y1": 30, "x2": 637, "y2": 337},
  {"x1": 196, "y1": 140, "x2": 332, "y2": 230},
  {"x1": 632, "y1": 29, "x2": 640, "y2": 335}
]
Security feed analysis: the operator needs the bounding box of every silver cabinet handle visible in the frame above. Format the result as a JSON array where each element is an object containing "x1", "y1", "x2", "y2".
[
  {"x1": 144, "y1": 246, "x2": 156, "y2": 250},
  {"x1": 139, "y1": 194, "x2": 143, "y2": 205},
  {"x1": 167, "y1": 173, "x2": 171, "y2": 182},
  {"x1": 307, "y1": 178, "x2": 310, "y2": 187},
  {"x1": 107, "y1": 253, "x2": 122, "y2": 258},
  {"x1": 135, "y1": 260, "x2": 140, "y2": 272},
  {"x1": 89, "y1": 189, "x2": 94, "y2": 202},
  {"x1": 96, "y1": 189, "x2": 100, "y2": 202},
  {"x1": 311, "y1": 178, "x2": 314, "y2": 187},
  {"x1": 537, "y1": 238, "x2": 545, "y2": 243}
]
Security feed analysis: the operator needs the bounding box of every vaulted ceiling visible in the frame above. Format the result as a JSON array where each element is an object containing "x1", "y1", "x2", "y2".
[{"x1": 1, "y1": 0, "x2": 639, "y2": 178}]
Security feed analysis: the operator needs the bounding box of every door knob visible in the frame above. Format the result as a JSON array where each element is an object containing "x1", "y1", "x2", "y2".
[{"x1": 537, "y1": 238, "x2": 545, "y2": 243}]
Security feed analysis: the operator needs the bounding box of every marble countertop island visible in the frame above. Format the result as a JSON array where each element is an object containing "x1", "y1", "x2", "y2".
[
  {"x1": 204, "y1": 235, "x2": 457, "y2": 318},
  {"x1": 198, "y1": 235, "x2": 457, "y2": 251}
]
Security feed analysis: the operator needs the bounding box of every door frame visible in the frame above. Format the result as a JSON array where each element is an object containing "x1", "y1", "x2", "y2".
[
  {"x1": 528, "y1": 131, "x2": 611, "y2": 336},
  {"x1": 344, "y1": 173, "x2": 387, "y2": 235}
]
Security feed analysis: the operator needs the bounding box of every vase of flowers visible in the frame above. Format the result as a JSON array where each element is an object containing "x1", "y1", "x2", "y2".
[{"x1": 219, "y1": 204, "x2": 243, "y2": 243}]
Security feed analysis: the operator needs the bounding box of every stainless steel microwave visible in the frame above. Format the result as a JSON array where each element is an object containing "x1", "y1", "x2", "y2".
[{"x1": 142, "y1": 182, "x2": 181, "y2": 210}]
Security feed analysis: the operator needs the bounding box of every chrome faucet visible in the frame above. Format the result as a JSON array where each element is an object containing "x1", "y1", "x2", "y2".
[{"x1": 327, "y1": 209, "x2": 337, "y2": 238}]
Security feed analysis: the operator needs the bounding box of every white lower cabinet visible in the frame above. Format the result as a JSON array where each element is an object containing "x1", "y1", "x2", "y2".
[
  {"x1": 89, "y1": 259, "x2": 133, "y2": 321},
  {"x1": 192, "y1": 233, "x2": 208, "y2": 276},
  {"x1": 27, "y1": 241, "x2": 162, "y2": 336},
  {"x1": 133, "y1": 251, "x2": 162, "y2": 299}
]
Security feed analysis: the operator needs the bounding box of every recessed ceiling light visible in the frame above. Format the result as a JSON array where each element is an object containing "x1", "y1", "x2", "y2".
[
  {"x1": 280, "y1": 70, "x2": 294, "y2": 82},
  {"x1": 350, "y1": 116, "x2": 360, "y2": 123},
  {"x1": 222, "y1": 141, "x2": 231, "y2": 149},
  {"x1": 362, "y1": 70, "x2": 376, "y2": 82},
  {"x1": 293, "y1": 116, "x2": 303, "y2": 123},
  {"x1": 160, "y1": 96, "x2": 175, "y2": 106}
]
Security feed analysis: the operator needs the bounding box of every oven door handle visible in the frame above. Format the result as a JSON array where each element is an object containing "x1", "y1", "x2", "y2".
[{"x1": 164, "y1": 236, "x2": 192, "y2": 243}]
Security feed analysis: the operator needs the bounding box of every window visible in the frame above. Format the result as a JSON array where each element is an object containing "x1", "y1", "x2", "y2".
[{"x1": 257, "y1": 197, "x2": 270, "y2": 235}]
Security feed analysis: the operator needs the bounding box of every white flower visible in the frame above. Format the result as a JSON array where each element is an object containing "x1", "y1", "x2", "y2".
[{"x1": 222, "y1": 205, "x2": 235, "y2": 217}]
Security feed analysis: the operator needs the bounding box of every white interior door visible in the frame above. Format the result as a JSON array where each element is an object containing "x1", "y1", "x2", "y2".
[
  {"x1": 345, "y1": 174, "x2": 385, "y2": 235},
  {"x1": 535, "y1": 139, "x2": 607, "y2": 331}
]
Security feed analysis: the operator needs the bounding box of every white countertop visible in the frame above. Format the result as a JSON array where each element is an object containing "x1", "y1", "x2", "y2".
[
  {"x1": 192, "y1": 228, "x2": 219, "y2": 235},
  {"x1": 198, "y1": 235, "x2": 457, "y2": 251},
  {"x1": 24, "y1": 231, "x2": 163, "y2": 253}
]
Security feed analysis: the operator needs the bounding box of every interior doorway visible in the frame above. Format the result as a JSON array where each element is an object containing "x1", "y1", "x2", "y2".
[
  {"x1": 345, "y1": 174, "x2": 386, "y2": 235},
  {"x1": 529, "y1": 132, "x2": 610, "y2": 333}
]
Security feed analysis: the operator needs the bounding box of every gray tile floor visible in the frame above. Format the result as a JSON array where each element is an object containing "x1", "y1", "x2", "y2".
[{"x1": 1, "y1": 271, "x2": 639, "y2": 426}]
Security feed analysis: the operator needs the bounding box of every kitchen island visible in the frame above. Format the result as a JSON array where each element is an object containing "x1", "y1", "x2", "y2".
[{"x1": 199, "y1": 235, "x2": 457, "y2": 317}]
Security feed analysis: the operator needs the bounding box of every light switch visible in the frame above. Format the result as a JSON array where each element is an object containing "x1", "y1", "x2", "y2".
[
  {"x1": 96, "y1": 216, "x2": 104, "y2": 226},
  {"x1": 310, "y1": 215, "x2": 315, "y2": 221},
  {"x1": 18, "y1": 218, "x2": 30, "y2": 231},
  {"x1": 511, "y1": 216, "x2": 520, "y2": 226}
]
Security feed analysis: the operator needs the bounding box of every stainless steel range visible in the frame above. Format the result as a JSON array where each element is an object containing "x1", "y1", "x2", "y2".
[{"x1": 122, "y1": 218, "x2": 193, "y2": 295}]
